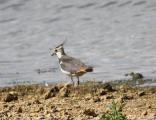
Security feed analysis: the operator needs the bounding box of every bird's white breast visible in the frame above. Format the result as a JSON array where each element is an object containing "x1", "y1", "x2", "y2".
[
  {"x1": 59, "y1": 61, "x2": 71, "y2": 75},
  {"x1": 56, "y1": 51, "x2": 63, "y2": 58}
]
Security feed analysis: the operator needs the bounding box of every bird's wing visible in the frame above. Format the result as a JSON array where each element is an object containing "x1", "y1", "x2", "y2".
[{"x1": 60, "y1": 56, "x2": 87, "y2": 73}]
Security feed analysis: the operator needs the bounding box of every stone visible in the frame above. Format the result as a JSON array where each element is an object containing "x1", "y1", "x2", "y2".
[
  {"x1": 17, "y1": 107, "x2": 22, "y2": 113},
  {"x1": 3, "y1": 93, "x2": 18, "y2": 102},
  {"x1": 44, "y1": 86, "x2": 60, "y2": 99},
  {"x1": 33, "y1": 99, "x2": 41, "y2": 104},
  {"x1": 59, "y1": 86, "x2": 70, "y2": 97},
  {"x1": 106, "y1": 95, "x2": 114, "y2": 99},
  {"x1": 121, "y1": 94, "x2": 133, "y2": 100},
  {"x1": 83, "y1": 109, "x2": 97, "y2": 117},
  {"x1": 50, "y1": 86, "x2": 59, "y2": 93},
  {"x1": 27, "y1": 102, "x2": 31, "y2": 106},
  {"x1": 3, "y1": 104, "x2": 8, "y2": 108},
  {"x1": 125, "y1": 72, "x2": 144, "y2": 80},
  {"x1": 102, "y1": 83, "x2": 115, "y2": 92},
  {"x1": 138, "y1": 91, "x2": 145, "y2": 96}
]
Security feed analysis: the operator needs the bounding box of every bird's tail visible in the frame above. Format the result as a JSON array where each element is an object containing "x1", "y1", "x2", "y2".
[{"x1": 77, "y1": 66, "x2": 93, "y2": 74}]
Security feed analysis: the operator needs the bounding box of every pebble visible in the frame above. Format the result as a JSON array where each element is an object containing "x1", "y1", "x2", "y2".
[
  {"x1": 83, "y1": 109, "x2": 97, "y2": 117},
  {"x1": 138, "y1": 91, "x2": 146, "y2": 96},
  {"x1": 17, "y1": 107, "x2": 22, "y2": 113},
  {"x1": 106, "y1": 95, "x2": 114, "y2": 99},
  {"x1": 3, "y1": 93, "x2": 18, "y2": 102},
  {"x1": 102, "y1": 83, "x2": 114, "y2": 92}
]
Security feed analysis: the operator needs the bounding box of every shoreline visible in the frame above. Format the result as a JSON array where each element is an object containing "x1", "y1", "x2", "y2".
[{"x1": 0, "y1": 80, "x2": 156, "y2": 120}]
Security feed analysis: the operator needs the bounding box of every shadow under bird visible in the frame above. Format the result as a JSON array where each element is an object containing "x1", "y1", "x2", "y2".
[{"x1": 51, "y1": 42, "x2": 93, "y2": 85}]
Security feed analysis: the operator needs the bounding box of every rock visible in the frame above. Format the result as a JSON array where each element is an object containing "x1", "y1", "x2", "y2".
[
  {"x1": 17, "y1": 107, "x2": 22, "y2": 113},
  {"x1": 3, "y1": 93, "x2": 18, "y2": 102},
  {"x1": 121, "y1": 94, "x2": 133, "y2": 100},
  {"x1": 146, "y1": 105, "x2": 151, "y2": 109},
  {"x1": 27, "y1": 102, "x2": 31, "y2": 106},
  {"x1": 138, "y1": 91, "x2": 145, "y2": 96},
  {"x1": 50, "y1": 86, "x2": 60, "y2": 93},
  {"x1": 115, "y1": 94, "x2": 133, "y2": 103},
  {"x1": 126, "y1": 72, "x2": 144, "y2": 80},
  {"x1": 33, "y1": 99, "x2": 41, "y2": 104},
  {"x1": 102, "y1": 83, "x2": 115, "y2": 92},
  {"x1": 106, "y1": 95, "x2": 114, "y2": 99},
  {"x1": 83, "y1": 109, "x2": 97, "y2": 117},
  {"x1": 44, "y1": 86, "x2": 59, "y2": 99},
  {"x1": 3, "y1": 104, "x2": 8, "y2": 108},
  {"x1": 59, "y1": 86, "x2": 70, "y2": 97}
]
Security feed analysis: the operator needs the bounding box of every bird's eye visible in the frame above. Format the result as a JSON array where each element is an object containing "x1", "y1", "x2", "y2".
[{"x1": 55, "y1": 49, "x2": 57, "y2": 52}]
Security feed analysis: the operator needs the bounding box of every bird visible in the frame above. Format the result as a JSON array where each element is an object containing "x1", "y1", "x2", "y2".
[{"x1": 51, "y1": 42, "x2": 93, "y2": 86}]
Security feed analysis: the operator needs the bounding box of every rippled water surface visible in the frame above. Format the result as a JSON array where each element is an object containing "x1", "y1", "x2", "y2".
[{"x1": 0, "y1": 0, "x2": 156, "y2": 86}]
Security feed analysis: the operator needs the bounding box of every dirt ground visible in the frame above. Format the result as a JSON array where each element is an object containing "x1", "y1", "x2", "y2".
[{"x1": 0, "y1": 82, "x2": 156, "y2": 120}]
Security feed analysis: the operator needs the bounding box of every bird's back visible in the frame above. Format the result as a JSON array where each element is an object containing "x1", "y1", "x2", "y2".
[{"x1": 59, "y1": 55, "x2": 93, "y2": 75}]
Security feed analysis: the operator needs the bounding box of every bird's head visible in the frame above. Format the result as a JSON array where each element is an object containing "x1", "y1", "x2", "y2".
[{"x1": 51, "y1": 42, "x2": 66, "y2": 58}]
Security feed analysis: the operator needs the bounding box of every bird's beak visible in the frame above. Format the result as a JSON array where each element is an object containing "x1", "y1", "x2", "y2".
[
  {"x1": 51, "y1": 52, "x2": 55, "y2": 56},
  {"x1": 50, "y1": 48, "x2": 55, "y2": 56}
]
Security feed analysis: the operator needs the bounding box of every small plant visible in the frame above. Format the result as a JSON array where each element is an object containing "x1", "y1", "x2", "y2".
[{"x1": 101, "y1": 101, "x2": 128, "y2": 120}]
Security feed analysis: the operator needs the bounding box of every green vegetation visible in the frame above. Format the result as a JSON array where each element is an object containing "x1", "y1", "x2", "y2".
[{"x1": 101, "y1": 101, "x2": 128, "y2": 120}]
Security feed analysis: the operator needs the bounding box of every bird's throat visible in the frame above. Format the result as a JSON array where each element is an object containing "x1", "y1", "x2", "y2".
[{"x1": 56, "y1": 52, "x2": 63, "y2": 59}]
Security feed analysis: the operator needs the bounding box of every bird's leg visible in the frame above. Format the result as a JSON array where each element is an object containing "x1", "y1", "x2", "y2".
[
  {"x1": 71, "y1": 76, "x2": 74, "y2": 86},
  {"x1": 77, "y1": 76, "x2": 80, "y2": 85},
  {"x1": 71, "y1": 76, "x2": 76, "y2": 93},
  {"x1": 76, "y1": 76, "x2": 81, "y2": 94}
]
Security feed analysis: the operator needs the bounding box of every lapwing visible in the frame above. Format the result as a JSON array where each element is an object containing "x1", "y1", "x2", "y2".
[{"x1": 51, "y1": 42, "x2": 93, "y2": 85}]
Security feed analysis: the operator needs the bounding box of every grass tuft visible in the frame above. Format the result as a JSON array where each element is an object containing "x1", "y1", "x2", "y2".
[{"x1": 101, "y1": 101, "x2": 128, "y2": 120}]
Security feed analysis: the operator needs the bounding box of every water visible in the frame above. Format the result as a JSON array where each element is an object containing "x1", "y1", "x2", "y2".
[{"x1": 0, "y1": 0, "x2": 156, "y2": 87}]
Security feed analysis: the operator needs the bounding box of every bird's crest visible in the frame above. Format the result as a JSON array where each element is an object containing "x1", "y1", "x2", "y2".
[{"x1": 56, "y1": 40, "x2": 67, "y2": 48}]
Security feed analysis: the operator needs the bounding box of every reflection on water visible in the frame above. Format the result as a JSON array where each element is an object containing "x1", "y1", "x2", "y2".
[{"x1": 0, "y1": 0, "x2": 156, "y2": 86}]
